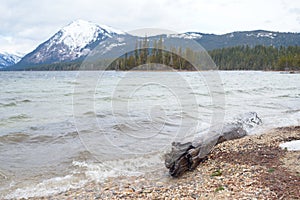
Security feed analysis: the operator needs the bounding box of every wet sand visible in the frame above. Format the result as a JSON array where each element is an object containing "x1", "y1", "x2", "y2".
[{"x1": 27, "y1": 126, "x2": 300, "y2": 200}]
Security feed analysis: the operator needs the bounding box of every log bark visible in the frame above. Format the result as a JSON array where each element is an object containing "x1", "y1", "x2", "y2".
[{"x1": 164, "y1": 112, "x2": 262, "y2": 177}]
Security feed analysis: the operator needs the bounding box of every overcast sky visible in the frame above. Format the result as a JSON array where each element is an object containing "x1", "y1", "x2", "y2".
[{"x1": 1, "y1": 0, "x2": 300, "y2": 54}]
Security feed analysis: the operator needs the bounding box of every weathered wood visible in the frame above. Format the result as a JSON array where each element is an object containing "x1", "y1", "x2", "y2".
[{"x1": 165, "y1": 112, "x2": 262, "y2": 177}]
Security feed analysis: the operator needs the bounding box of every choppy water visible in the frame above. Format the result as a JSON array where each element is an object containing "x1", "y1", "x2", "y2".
[{"x1": 0, "y1": 71, "x2": 299, "y2": 199}]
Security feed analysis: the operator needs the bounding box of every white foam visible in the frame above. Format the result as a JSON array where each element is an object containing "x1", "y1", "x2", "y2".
[
  {"x1": 4, "y1": 174, "x2": 87, "y2": 199},
  {"x1": 5, "y1": 154, "x2": 164, "y2": 199},
  {"x1": 72, "y1": 153, "x2": 164, "y2": 183}
]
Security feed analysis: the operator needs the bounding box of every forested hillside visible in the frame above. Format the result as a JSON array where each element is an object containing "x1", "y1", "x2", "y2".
[
  {"x1": 210, "y1": 45, "x2": 300, "y2": 71},
  {"x1": 109, "y1": 43, "x2": 300, "y2": 71},
  {"x1": 9, "y1": 38, "x2": 300, "y2": 71}
]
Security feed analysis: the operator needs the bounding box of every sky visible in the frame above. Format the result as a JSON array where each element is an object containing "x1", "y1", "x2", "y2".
[{"x1": 1, "y1": 0, "x2": 300, "y2": 54}]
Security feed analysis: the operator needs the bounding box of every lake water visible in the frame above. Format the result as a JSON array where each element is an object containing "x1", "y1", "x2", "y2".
[{"x1": 0, "y1": 71, "x2": 299, "y2": 198}]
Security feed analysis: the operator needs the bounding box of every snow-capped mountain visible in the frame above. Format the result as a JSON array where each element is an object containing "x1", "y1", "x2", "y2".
[
  {"x1": 190, "y1": 30, "x2": 300, "y2": 50},
  {"x1": 16, "y1": 20, "x2": 125, "y2": 67},
  {"x1": 0, "y1": 52, "x2": 22, "y2": 69},
  {"x1": 11, "y1": 19, "x2": 300, "y2": 70}
]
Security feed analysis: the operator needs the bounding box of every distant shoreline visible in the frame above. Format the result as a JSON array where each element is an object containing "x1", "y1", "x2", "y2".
[{"x1": 1, "y1": 69, "x2": 300, "y2": 73}]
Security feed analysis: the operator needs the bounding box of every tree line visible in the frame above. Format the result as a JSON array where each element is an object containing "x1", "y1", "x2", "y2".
[
  {"x1": 108, "y1": 37, "x2": 198, "y2": 71},
  {"x1": 15, "y1": 38, "x2": 300, "y2": 71},
  {"x1": 108, "y1": 42, "x2": 300, "y2": 71},
  {"x1": 210, "y1": 45, "x2": 300, "y2": 71}
]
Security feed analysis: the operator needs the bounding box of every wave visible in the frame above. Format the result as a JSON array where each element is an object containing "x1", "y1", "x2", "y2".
[
  {"x1": 63, "y1": 93, "x2": 72, "y2": 96},
  {"x1": 53, "y1": 131, "x2": 79, "y2": 144},
  {"x1": 83, "y1": 111, "x2": 95, "y2": 116},
  {"x1": 0, "y1": 132, "x2": 57, "y2": 144},
  {"x1": 189, "y1": 92, "x2": 209, "y2": 96},
  {"x1": 112, "y1": 123, "x2": 138, "y2": 132},
  {"x1": 28, "y1": 135, "x2": 57, "y2": 144},
  {"x1": 64, "y1": 80, "x2": 81, "y2": 85},
  {"x1": 3, "y1": 174, "x2": 87, "y2": 200},
  {"x1": 8, "y1": 114, "x2": 30, "y2": 121},
  {"x1": 285, "y1": 109, "x2": 300, "y2": 114},
  {"x1": 71, "y1": 154, "x2": 164, "y2": 183},
  {"x1": 0, "y1": 132, "x2": 30, "y2": 144},
  {"x1": 2, "y1": 151, "x2": 163, "y2": 199},
  {"x1": 0, "y1": 130, "x2": 79, "y2": 145},
  {"x1": 83, "y1": 111, "x2": 109, "y2": 118},
  {"x1": 0, "y1": 99, "x2": 31, "y2": 107},
  {"x1": 19, "y1": 99, "x2": 31, "y2": 103},
  {"x1": 275, "y1": 94, "x2": 300, "y2": 98},
  {"x1": 0, "y1": 102, "x2": 17, "y2": 107}
]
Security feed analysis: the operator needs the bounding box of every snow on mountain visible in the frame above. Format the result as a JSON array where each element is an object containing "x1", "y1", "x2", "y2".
[
  {"x1": 246, "y1": 31, "x2": 277, "y2": 39},
  {"x1": 12, "y1": 21, "x2": 300, "y2": 70},
  {"x1": 168, "y1": 32, "x2": 203, "y2": 39},
  {"x1": 16, "y1": 19, "x2": 125, "y2": 67},
  {"x1": 0, "y1": 52, "x2": 22, "y2": 68},
  {"x1": 58, "y1": 19, "x2": 124, "y2": 50},
  {"x1": 184, "y1": 32, "x2": 203, "y2": 39},
  {"x1": 98, "y1": 24, "x2": 126, "y2": 35},
  {"x1": 59, "y1": 20, "x2": 102, "y2": 50}
]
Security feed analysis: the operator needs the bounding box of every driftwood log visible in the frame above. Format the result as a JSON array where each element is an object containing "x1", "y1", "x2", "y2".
[{"x1": 165, "y1": 112, "x2": 262, "y2": 177}]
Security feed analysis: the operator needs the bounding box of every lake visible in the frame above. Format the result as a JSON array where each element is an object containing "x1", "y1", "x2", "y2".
[{"x1": 0, "y1": 71, "x2": 299, "y2": 198}]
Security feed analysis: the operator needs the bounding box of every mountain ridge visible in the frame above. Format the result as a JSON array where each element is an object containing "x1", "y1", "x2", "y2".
[
  {"x1": 6, "y1": 20, "x2": 300, "y2": 70},
  {"x1": 0, "y1": 52, "x2": 22, "y2": 68},
  {"x1": 14, "y1": 20, "x2": 126, "y2": 68},
  {"x1": 189, "y1": 30, "x2": 300, "y2": 50}
]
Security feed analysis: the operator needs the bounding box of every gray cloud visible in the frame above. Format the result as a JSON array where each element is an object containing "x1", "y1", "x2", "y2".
[
  {"x1": 290, "y1": 8, "x2": 300, "y2": 14},
  {"x1": 0, "y1": 0, "x2": 300, "y2": 54}
]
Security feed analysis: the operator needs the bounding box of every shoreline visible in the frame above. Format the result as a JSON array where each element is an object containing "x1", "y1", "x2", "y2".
[
  {"x1": 24, "y1": 126, "x2": 300, "y2": 199},
  {"x1": 4, "y1": 69, "x2": 220, "y2": 72}
]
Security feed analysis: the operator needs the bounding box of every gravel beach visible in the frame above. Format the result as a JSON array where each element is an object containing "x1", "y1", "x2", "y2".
[{"x1": 26, "y1": 126, "x2": 300, "y2": 200}]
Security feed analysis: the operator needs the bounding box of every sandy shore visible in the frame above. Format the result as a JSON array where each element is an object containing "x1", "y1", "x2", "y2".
[{"x1": 26, "y1": 126, "x2": 300, "y2": 200}]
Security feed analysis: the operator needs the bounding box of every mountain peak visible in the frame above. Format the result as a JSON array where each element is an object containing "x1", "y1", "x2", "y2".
[
  {"x1": 59, "y1": 19, "x2": 102, "y2": 49},
  {"x1": 64, "y1": 19, "x2": 125, "y2": 35},
  {"x1": 68, "y1": 19, "x2": 95, "y2": 25},
  {"x1": 64, "y1": 19, "x2": 106, "y2": 32},
  {"x1": 58, "y1": 19, "x2": 125, "y2": 50},
  {"x1": 15, "y1": 19, "x2": 127, "y2": 67}
]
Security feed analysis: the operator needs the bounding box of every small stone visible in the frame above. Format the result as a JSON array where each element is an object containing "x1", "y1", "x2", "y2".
[
  {"x1": 143, "y1": 189, "x2": 152, "y2": 193},
  {"x1": 156, "y1": 182, "x2": 164, "y2": 187}
]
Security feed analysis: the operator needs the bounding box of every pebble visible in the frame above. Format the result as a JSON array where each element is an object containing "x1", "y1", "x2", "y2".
[{"x1": 25, "y1": 126, "x2": 300, "y2": 200}]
